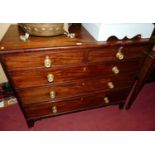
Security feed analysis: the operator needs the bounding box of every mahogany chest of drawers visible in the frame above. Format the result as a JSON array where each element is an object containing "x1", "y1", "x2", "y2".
[{"x1": 0, "y1": 24, "x2": 155, "y2": 127}]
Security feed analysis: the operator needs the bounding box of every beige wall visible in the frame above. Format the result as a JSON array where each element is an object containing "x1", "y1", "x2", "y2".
[{"x1": 0, "y1": 24, "x2": 11, "y2": 83}]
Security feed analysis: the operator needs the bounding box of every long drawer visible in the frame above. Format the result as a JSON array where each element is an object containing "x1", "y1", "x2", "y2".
[
  {"x1": 24, "y1": 88, "x2": 130, "y2": 118},
  {"x1": 9, "y1": 59, "x2": 143, "y2": 89},
  {"x1": 17, "y1": 74, "x2": 136, "y2": 105}
]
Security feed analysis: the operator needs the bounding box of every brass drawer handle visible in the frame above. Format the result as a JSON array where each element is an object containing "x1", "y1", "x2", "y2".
[
  {"x1": 44, "y1": 56, "x2": 52, "y2": 68},
  {"x1": 47, "y1": 74, "x2": 54, "y2": 83},
  {"x1": 104, "y1": 97, "x2": 110, "y2": 104},
  {"x1": 107, "y1": 82, "x2": 114, "y2": 89},
  {"x1": 52, "y1": 106, "x2": 57, "y2": 113},
  {"x1": 50, "y1": 91, "x2": 56, "y2": 99},
  {"x1": 116, "y1": 47, "x2": 124, "y2": 60},
  {"x1": 112, "y1": 66, "x2": 120, "y2": 74}
]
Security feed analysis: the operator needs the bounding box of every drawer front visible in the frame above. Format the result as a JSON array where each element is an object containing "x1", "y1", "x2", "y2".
[
  {"x1": 24, "y1": 88, "x2": 130, "y2": 118},
  {"x1": 88, "y1": 45, "x2": 148, "y2": 63},
  {"x1": 18, "y1": 74, "x2": 135, "y2": 105},
  {"x1": 2, "y1": 49, "x2": 84, "y2": 70},
  {"x1": 10, "y1": 59, "x2": 143, "y2": 89}
]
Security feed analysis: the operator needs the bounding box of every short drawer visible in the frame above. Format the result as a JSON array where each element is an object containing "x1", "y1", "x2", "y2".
[
  {"x1": 10, "y1": 59, "x2": 143, "y2": 89},
  {"x1": 17, "y1": 74, "x2": 136, "y2": 105},
  {"x1": 88, "y1": 44, "x2": 148, "y2": 63},
  {"x1": 24, "y1": 88, "x2": 130, "y2": 118},
  {"x1": 2, "y1": 49, "x2": 84, "y2": 70}
]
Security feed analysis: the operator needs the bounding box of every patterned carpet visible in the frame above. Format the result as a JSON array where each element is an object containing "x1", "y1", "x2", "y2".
[{"x1": 0, "y1": 83, "x2": 155, "y2": 131}]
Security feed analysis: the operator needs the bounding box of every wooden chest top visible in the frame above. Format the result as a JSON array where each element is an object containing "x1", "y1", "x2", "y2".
[{"x1": 0, "y1": 24, "x2": 154, "y2": 53}]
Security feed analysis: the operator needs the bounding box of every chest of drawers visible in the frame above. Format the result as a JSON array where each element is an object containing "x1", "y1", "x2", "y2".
[{"x1": 0, "y1": 24, "x2": 155, "y2": 127}]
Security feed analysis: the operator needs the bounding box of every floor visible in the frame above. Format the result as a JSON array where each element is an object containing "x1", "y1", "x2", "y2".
[{"x1": 0, "y1": 83, "x2": 155, "y2": 131}]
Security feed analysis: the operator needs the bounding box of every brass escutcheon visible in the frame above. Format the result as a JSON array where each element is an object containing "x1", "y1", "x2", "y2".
[
  {"x1": 116, "y1": 47, "x2": 124, "y2": 60},
  {"x1": 107, "y1": 82, "x2": 114, "y2": 89},
  {"x1": 112, "y1": 66, "x2": 120, "y2": 74},
  {"x1": 50, "y1": 91, "x2": 56, "y2": 99},
  {"x1": 104, "y1": 97, "x2": 110, "y2": 104},
  {"x1": 47, "y1": 74, "x2": 54, "y2": 83},
  {"x1": 52, "y1": 106, "x2": 57, "y2": 113},
  {"x1": 44, "y1": 56, "x2": 52, "y2": 68}
]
